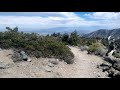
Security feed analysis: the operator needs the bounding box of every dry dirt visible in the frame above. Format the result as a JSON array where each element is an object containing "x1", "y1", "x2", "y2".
[{"x1": 0, "y1": 46, "x2": 109, "y2": 78}]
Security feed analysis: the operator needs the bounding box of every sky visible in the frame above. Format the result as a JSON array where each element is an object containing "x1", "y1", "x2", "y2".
[{"x1": 0, "y1": 12, "x2": 120, "y2": 33}]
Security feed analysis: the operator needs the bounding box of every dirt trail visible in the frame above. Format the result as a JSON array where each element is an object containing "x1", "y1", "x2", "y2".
[
  {"x1": 64, "y1": 46, "x2": 108, "y2": 78},
  {"x1": 52, "y1": 46, "x2": 108, "y2": 78},
  {"x1": 0, "y1": 47, "x2": 108, "y2": 78}
]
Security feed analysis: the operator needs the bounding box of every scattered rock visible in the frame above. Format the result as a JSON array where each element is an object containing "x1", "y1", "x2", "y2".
[
  {"x1": 48, "y1": 63, "x2": 54, "y2": 67},
  {"x1": 104, "y1": 62, "x2": 112, "y2": 66},
  {"x1": 107, "y1": 67, "x2": 118, "y2": 77},
  {"x1": 49, "y1": 59, "x2": 58, "y2": 65},
  {"x1": 98, "y1": 63, "x2": 111, "y2": 72},
  {"x1": 113, "y1": 70, "x2": 120, "y2": 77},
  {"x1": 98, "y1": 61, "x2": 120, "y2": 78},
  {"x1": 113, "y1": 60, "x2": 120, "y2": 71}
]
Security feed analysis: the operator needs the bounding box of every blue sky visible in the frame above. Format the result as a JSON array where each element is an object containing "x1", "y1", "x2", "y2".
[{"x1": 0, "y1": 12, "x2": 120, "y2": 33}]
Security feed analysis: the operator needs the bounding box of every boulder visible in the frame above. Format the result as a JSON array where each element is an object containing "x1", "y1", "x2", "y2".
[{"x1": 20, "y1": 51, "x2": 28, "y2": 60}]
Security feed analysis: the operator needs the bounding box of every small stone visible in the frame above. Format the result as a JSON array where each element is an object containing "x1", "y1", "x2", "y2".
[
  {"x1": 27, "y1": 58, "x2": 31, "y2": 62},
  {"x1": 48, "y1": 63, "x2": 54, "y2": 67},
  {"x1": 97, "y1": 65, "x2": 100, "y2": 68},
  {"x1": 44, "y1": 66, "x2": 52, "y2": 72},
  {"x1": 97, "y1": 75, "x2": 101, "y2": 77},
  {"x1": 93, "y1": 72, "x2": 96, "y2": 74},
  {"x1": 0, "y1": 62, "x2": 12, "y2": 69},
  {"x1": 49, "y1": 59, "x2": 58, "y2": 65}
]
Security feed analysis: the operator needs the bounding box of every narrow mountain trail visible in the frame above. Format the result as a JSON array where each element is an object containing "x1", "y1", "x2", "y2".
[
  {"x1": 0, "y1": 47, "x2": 108, "y2": 78},
  {"x1": 52, "y1": 46, "x2": 108, "y2": 78}
]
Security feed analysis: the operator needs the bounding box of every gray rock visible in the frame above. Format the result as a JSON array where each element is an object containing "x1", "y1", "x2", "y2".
[
  {"x1": 48, "y1": 63, "x2": 54, "y2": 67},
  {"x1": 113, "y1": 70, "x2": 120, "y2": 77},
  {"x1": 113, "y1": 60, "x2": 120, "y2": 71},
  {"x1": 104, "y1": 62, "x2": 112, "y2": 67},
  {"x1": 0, "y1": 62, "x2": 7, "y2": 69},
  {"x1": 20, "y1": 51, "x2": 28, "y2": 60},
  {"x1": 98, "y1": 63, "x2": 111, "y2": 72},
  {"x1": 107, "y1": 67, "x2": 120, "y2": 77},
  {"x1": 0, "y1": 62, "x2": 13, "y2": 69},
  {"x1": 49, "y1": 59, "x2": 58, "y2": 65}
]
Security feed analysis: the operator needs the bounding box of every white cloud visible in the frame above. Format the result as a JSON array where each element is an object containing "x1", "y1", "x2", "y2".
[
  {"x1": 0, "y1": 12, "x2": 85, "y2": 30},
  {"x1": 1, "y1": 12, "x2": 120, "y2": 31},
  {"x1": 84, "y1": 12, "x2": 120, "y2": 29},
  {"x1": 85, "y1": 12, "x2": 120, "y2": 20}
]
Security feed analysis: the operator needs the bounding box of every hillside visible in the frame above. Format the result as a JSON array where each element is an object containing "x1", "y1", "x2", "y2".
[{"x1": 83, "y1": 28, "x2": 120, "y2": 39}]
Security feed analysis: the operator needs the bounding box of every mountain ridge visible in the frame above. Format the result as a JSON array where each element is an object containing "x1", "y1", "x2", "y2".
[{"x1": 83, "y1": 28, "x2": 120, "y2": 39}]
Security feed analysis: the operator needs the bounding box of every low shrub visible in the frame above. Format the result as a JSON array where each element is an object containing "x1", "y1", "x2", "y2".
[
  {"x1": 87, "y1": 41, "x2": 107, "y2": 56},
  {"x1": 94, "y1": 47, "x2": 107, "y2": 56}
]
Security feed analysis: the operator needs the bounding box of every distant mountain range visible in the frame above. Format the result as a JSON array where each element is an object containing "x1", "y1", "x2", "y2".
[
  {"x1": 83, "y1": 28, "x2": 120, "y2": 39},
  {"x1": 21, "y1": 27, "x2": 92, "y2": 35}
]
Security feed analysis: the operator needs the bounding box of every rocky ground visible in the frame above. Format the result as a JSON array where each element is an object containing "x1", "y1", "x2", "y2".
[{"x1": 0, "y1": 46, "x2": 115, "y2": 78}]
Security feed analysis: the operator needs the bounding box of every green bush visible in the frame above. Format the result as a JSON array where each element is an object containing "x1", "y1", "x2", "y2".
[
  {"x1": 0, "y1": 39, "x2": 12, "y2": 49},
  {"x1": 88, "y1": 43, "x2": 98, "y2": 53},
  {"x1": 95, "y1": 46, "x2": 107, "y2": 56},
  {"x1": 37, "y1": 40, "x2": 74, "y2": 64}
]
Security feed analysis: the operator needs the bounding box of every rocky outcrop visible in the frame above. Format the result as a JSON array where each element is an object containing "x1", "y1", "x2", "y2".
[
  {"x1": 113, "y1": 60, "x2": 120, "y2": 71},
  {"x1": 98, "y1": 50, "x2": 120, "y2": 77}
]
